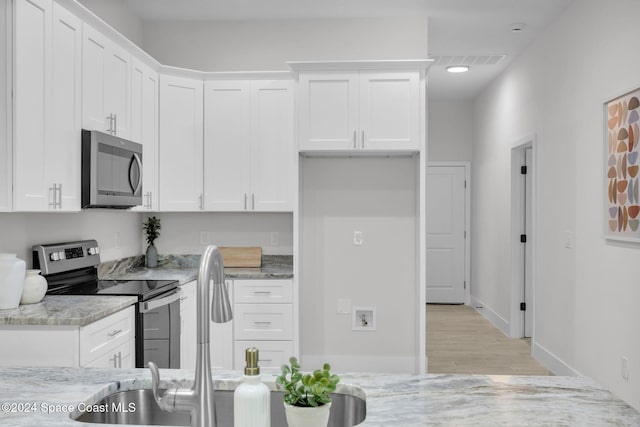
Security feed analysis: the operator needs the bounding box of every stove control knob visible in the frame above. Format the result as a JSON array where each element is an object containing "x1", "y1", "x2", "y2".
[
  {"x1": 58, "y1": 251, "x2": 66, "y2": 260},
  {"x1": 49, "y1": 252, "x2": 60, "y2": 261},
  {"x1": 88, "y1": 247, "x2": 99, "y2": 256}
]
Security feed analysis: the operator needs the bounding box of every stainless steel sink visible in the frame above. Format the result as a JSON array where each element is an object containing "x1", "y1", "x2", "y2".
[{"x1": 73, "y1": 389, "x2": 366, "y2": 426}]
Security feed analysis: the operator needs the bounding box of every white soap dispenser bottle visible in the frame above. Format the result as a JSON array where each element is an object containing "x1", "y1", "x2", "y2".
[{"x1": 234, "y1": 347, "x2": 271, "y2": 427}]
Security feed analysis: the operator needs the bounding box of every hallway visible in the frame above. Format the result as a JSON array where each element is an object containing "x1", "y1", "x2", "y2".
[{"x1": 426, "y1": 304, "x2": 551, "y2": 375}]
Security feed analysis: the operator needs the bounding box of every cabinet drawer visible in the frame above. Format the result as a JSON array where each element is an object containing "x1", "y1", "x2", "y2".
[
  {"x1": 234, "y1": 340, "x2": 293, "y2": 370},
  {"x1": 83, "y1": 339, "x2": 134, "y2": 369},
  {"x1": 234, "y1": 304, "x2": 293, "y2": 340},
  {"x1": 234, "y1": 280, "x2": 292, "y2": 304},
  {"x1": 79, "y1": 306, "x2": 135, "y2": 366}
]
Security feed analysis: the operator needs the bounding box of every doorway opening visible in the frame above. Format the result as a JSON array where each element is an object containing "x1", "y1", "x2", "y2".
[{"x1": 510, "y1": 136, "x2": 536, "y2": 340}]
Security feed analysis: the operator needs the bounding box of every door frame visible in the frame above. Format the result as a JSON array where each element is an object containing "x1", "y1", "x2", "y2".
[
  {"x1": 509, "y1": 135, "x2": 537, "y2": 340},
  {"x1": 427, "y1": 161, "x2": 471, "y2": 304}
]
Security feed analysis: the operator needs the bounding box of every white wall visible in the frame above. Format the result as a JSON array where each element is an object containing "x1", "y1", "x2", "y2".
[
  {"x1": 428, "y1": 100, "x2": 473, "y2": 162},
  {"x1": 143, "y1": 213, "x2": 293, "y2": 256},
  {"x1": 0, "y1": 211, "x2": 142, "y2": 264},
  {"x1": 142, "y1": 17, "x2": 428, "y2": 71},
  {"x1": 77, "y1": 0, "x2": 144, "y2": 46},
  {"x1": 301, "y1": 157, "x2": 417, "y2": 372},
  {"x1": 472, "y1": 0, "x2": 640, "y2": 410},
  {"x1": 0, "y1": 0, "x2": 10, "y2": 211}
]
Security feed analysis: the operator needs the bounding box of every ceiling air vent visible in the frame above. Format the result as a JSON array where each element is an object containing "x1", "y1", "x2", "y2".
[{"x1": 428, "y1": 54, "x2": 506, "y2": 67}]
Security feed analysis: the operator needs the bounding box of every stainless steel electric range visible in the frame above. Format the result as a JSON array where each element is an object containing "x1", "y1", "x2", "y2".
[{"x1": 33, "y1": 240, "x2": 181, "y2": 369}]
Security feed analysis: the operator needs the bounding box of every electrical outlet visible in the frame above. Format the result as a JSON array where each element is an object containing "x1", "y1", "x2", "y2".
[
  {"x1": 352, "y1": 306, "x2": 376, "y2": 331},
  {"x1": 337, "y1": 299, "x2": 351, "y2": 314},
  {"x1": 621, "y1": 357, "x2": 629, "y2": 381},
  {"x1": 353, "y1": 231, "x2": 363, "y2": 246},
  {"x1": 271, "y1": 232, "x2": 280, "y2": 246}
]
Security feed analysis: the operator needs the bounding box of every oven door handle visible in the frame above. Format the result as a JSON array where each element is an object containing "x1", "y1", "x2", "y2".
[{"x1": 139, "y1": 289, "x2": 182, "y2": 313}]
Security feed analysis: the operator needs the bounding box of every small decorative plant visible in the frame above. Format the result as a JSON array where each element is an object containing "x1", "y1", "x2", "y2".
[
  {"x1": 143, "y1": 216, "x2": 161, "y2": 246},
  {"x1": 276, "y1": 357, "x2": 340, "y2": 407}
]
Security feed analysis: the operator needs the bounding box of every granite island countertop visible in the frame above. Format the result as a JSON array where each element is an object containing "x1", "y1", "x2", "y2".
[
  {"x1": 0, "y1": 367, "x2": 639, "y2": 426},
  {"x1": 0, "y1": 295, "x2": 138, "y2": 327}
]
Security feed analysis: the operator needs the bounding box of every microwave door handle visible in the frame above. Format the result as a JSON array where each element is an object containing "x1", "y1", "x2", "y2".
[{"x1": 129, "y1": 153, "x2": 143, "y2": 195}]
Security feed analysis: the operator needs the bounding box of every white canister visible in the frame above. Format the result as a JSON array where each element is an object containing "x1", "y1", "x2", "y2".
[
  {"x1": 20, "y1": 269, "x2": 48, "y2": 305},
  {"x1": 0, "y1": 253, "x2": 26, "y2": 310}
]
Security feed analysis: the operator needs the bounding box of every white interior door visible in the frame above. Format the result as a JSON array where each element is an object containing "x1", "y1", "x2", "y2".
[
  {"x1": 524, "y1": 148, "x2": 533, "y2": 337},
  {"x1": 426, "y1": 165, "x2": 467, "y2": 303}
]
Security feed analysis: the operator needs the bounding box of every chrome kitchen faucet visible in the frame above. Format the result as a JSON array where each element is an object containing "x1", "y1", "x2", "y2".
[{"x1": 148, "y1": 245, "x2": 233, "y2": 427}]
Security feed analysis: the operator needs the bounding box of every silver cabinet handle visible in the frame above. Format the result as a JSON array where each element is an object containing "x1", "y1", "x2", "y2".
[
  {"x1": 117, "y1": 351, "x2": 122, "y2": 368},
  {"x1": 244, "y1": 193, "x2": 247, "y2": 210},
  {"x1": 149, "y1": 192, "x2": 153, "y2": 210},
  {"x1": 253, "y1": 291, "x2": 272, "y2": 295},
  {"x1": 253, "y1": 321, "x2": 272, "y2": 325},
  {"x1": 353, "y1": 130, "x2": 356, "y2": 149},
  {"x1": 107, "y1": 329, "x2": 122, "y2": 337},
  {"x1": 252, "y1": 193, "x2": 255, "y2": 210},
  {"x1": 113, "y1": 114, "x2": 118, "y2": 135},
  {"x1": 57, "y1": 184, "x2": 62, "y2": 209},
  {"x1": 361, "y1": 130, "x2": 365, "y2": 148},
  {"x1": 49, "y1": 184, "x2": 56, "y2": 209}
]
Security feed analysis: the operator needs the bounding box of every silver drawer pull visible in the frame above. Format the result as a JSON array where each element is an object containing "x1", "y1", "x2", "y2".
[
  {"x1": 107, "y1": 329, "x2": 122, "y2": 337},
  {"x1": 253, "y1": 291, "x2": 272, "y2": 295},
  {"x1": 260, "y1": 358, "x2": 273, "y2": 362},
  {"x1": 253, "y1": 321, "x2": 272, "y2": 325}
]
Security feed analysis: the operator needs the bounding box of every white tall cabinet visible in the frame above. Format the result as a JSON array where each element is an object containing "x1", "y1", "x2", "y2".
[
  {"x1": 82, "y1": 23, "x2": 132, "y2": 139},
  {"x1": 298, "y1": 71, "x2": 420, "y2": 152},
  {"x1": 159, "y1": 74, "x2": 203, "y2": 211},
  {"x1": 203, "y1": 79, "x2": 294, "y2": 212},
  {"x1": 0, "y1": 0, "x2": 11, "y2": 212},
  {"x1": 13, "y1": 0, "x2": 81, "y2": 211},
  {"x1": 131, "y1": 59, "x2": 159, "y2": 211}
]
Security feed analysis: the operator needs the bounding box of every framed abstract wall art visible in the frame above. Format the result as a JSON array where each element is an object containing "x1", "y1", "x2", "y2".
[{"x1": 605, "y1": 87, "x2": 640, "y2": 242}]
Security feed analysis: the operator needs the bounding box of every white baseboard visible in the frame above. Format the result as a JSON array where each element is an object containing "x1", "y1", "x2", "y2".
[
  {"x1": 469, "y1": 295, "x2": 510, "y2": 336},
  {"x1": 301, "y1": 354, "x2": 416, "y2": 373},
  {"x1": 532, "y1": 341, "x2": 581, "y2": 376}
]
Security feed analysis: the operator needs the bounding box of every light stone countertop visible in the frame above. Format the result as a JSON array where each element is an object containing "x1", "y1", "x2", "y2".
[
  {"x1": 0, "y1": 296, "x2": 138, "y2": 326},
  {"x1": 0, "y1": 367, "x2": 639, "y2": 426}
]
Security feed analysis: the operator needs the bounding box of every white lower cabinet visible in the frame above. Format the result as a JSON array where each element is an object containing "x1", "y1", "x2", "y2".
[
  {"x1": 233, "y1": 279, "x2": 294, "y2": 370},
  {"x1": 0, "y1": 306, "x2": 135, "y2": 368},
  {"x1": 0, "y1": 0, "x2": 11, "y2": 212},
  {"x1": 179, "y1": 279, "x2": 233, "y2": 370}
]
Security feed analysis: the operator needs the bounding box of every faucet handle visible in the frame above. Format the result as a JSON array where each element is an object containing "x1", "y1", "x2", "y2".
[{"x1": 148, "y1": 362, "x2": 173, "y2": 412}]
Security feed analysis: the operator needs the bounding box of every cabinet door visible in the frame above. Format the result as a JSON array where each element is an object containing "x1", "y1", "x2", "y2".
[
  {"x1": 359, "y1": 72, "x2": 420, "y2": 151},
  {"x1": 105, "y1": 41, "x2": 131, "y2": 139},
  {"x1": 50, "y1": 2, "x2": 81, "y2": 211},
  {"x1": 179, "y1": 280, "x2": 197, "y2": 369},
  {"x1": 298, "y1": 72, "x2": 359, "y2": 151},
  {"x1": 81, "y1": 24, "x2": 109, "y2": 133},
  {"x1": 203, "y1": 80, "x2": 251, "y2": 211},
  {"x1": 250, "y1": 80, "x2": 294, "y2": 211},
  {"x1": 131, "y1": 59, "x2": 158, "y2": 211},
  {"x1": 0, "y1": 0, "x2": 11, "y2": 211},
  {"x1": 13, "y1": 0, "x2": 52, "y2": 211},
  {"x1": 159, "y1": 74, "x2": 203, "y2": 211}
]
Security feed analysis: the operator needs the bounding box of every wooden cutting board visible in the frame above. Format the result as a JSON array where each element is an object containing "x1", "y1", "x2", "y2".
[{"x1": 219, "y1": 247, "x2": 262, "y2": 268}]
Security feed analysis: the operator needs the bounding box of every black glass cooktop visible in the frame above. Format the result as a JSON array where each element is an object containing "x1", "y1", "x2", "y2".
[{"x1": 48, "y1": 279, "x2": 178, "y2": 301}]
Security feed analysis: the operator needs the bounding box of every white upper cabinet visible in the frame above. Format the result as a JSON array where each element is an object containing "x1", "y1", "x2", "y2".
[
  {"x1": 13, "y1": 0, "x2": 81, "y2": 211},
  {"x1": 82, "y1": 23, "x2": 132, "y2": 139},
  {"x1": 298, "y1": 70, "x2": 420, "y2": 153},
  {"x1": 0, "y1": 0, "x2": 11, "y2": 212},
  {"x1": 131, "y1": 59, "x2": 159, "y2": 211},
  {"x1": 159, "y1": 74, "x2": 203, "y2": 211},
  {"x1": 203, "y1": 81, "x2": 251, "y2": 211},
  {"x1": 204, "y1": 79, "x2": 294, "y2": 212}
]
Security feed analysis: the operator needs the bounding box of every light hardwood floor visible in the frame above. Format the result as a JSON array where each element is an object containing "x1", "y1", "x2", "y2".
[{"x1": 426, "y1": 304, "x2": 552, "y2": 375}]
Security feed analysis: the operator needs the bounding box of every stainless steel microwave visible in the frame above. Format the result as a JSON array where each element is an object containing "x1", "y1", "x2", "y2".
[{"x1": 81, "y1": 130, "x2": 143, "y2": 208}]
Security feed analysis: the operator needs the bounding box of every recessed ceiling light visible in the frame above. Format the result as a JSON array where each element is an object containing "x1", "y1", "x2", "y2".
[{"x1": 446, "y1": 65, "x2": 470, "y2": 73}]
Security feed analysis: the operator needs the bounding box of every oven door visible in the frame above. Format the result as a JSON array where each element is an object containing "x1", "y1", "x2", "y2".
[{"x1": 138, "y1": 289, "x2": 181, "y2": 369}]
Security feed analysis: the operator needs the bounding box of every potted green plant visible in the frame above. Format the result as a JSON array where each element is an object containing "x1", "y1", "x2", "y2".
[
  {"x1": 143, "y1": 216, "x2": 161, "y2": 268},
  {"x1": 275, "y1": 357, "x2": 340, "y2": 427}
]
